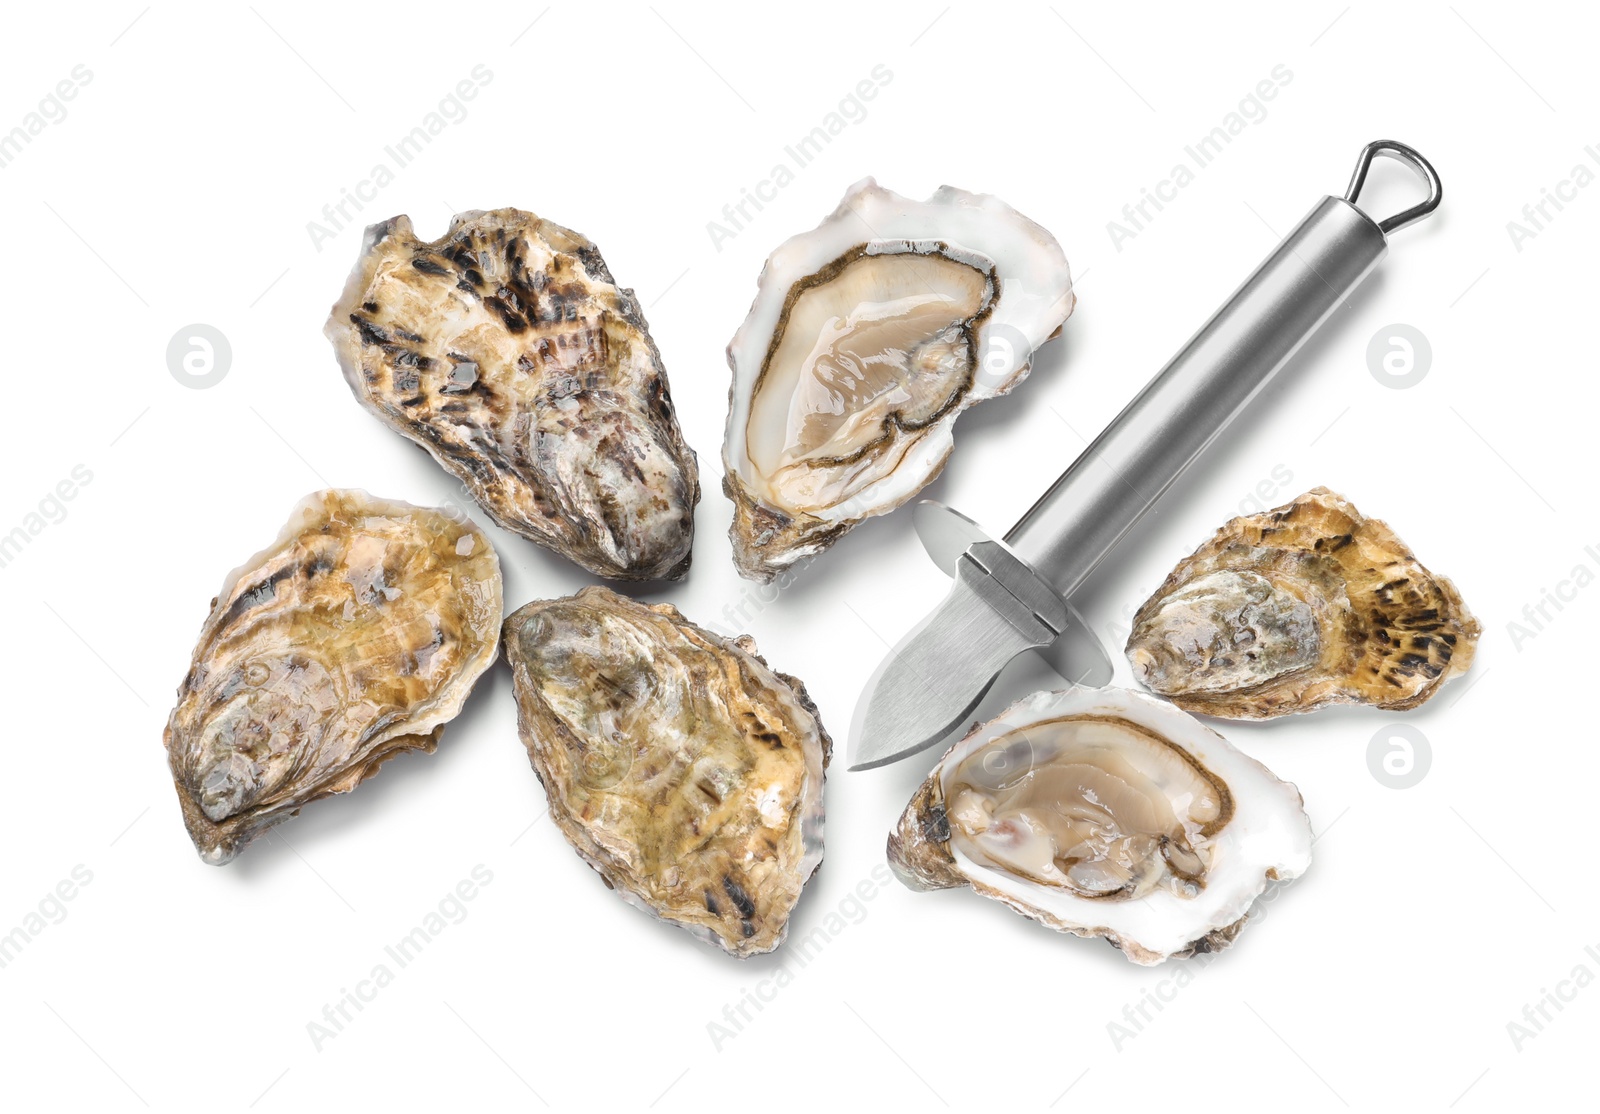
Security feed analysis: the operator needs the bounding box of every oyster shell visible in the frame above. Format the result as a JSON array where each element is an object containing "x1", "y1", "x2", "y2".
[
  {"x1": 164, "y1": 490, "x2": 502, "y2": 864},
  {"x1": 503, "y1": 586, "x2": 828, "y2": 957},
  {"x1": 1126, "y1": 487, "x2": 1480, "y2": 719},
  {"x1": 326, "y1": 208, "x2": 700, "y2": 581},
  {"x1": 889, "y1": 687, "x2": 1311, "y2": 964},
  {"x1": 723, "y1": 179, "x2": 1075, "y2": 581}
]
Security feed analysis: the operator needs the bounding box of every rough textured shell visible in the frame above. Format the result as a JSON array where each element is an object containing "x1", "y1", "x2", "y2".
[
  {"x1": 503, "y1": 586, "x2": 828, "y2": 957},
  {"x1": 888, "y1": 687, "x2": 1311, "y2": 965},
  {"x1": 1126, "y1": 487, "x2": 1480, "y2": 719},
  {"x1": 722, "y1": 178, "x2": 1074, "y2": 581},
  {"x1": 163, "y1": 490, "x2": 502, "y2": 864},
  {"x1": 326, "y1": 208, "x2": 700, "y2": 581}
]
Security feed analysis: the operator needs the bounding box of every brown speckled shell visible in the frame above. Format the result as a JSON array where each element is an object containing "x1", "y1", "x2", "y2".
[
  {"x1": 326, "y1": 209, "x2": 700, "y2": 581},
  {"x1": 163, "y1": 491, "x2": 502, "y2": 864},
  {"x1": 1126, "y1": 487, "x2": 1481, "y2": 719},
  {"x1": 504, "y1": 587, "x2": 829, "y2": 957}
]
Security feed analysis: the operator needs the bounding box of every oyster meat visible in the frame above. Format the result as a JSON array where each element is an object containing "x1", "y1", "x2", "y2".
[
  {"x1": 326, "y1": 208, "x2": 700, "y2": 581},
  {"x1": 164, "y1": 490, "x2": 502, "y2": 864},
  {"x1": 723, "y1": 178, "x2": 1075, "y2": 581},
  {"x1": 503, "y1": 586, "x2": 828, "y2": 957},
  {"x1": 889, "y1": 687, "x2": 1312, "y2": 964},
  {"x1": 1127, "y1": 487, "x2": 1480, "y2": 718}
]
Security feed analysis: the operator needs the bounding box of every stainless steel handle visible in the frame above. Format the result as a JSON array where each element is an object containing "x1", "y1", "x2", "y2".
[{"x1": 1003, "y1": 141, "x2": 1440, "y2": 598}]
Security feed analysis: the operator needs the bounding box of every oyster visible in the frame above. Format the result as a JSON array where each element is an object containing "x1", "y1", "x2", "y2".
[
  {"x1": 503, "y1": 586, "x2": 827, "y2": 957},
  {"x1": 889, "y1": 687, "x2": 1311, "y2": 964},
  {"x1": 326, "y1": 208, "x2": 699, "y2": 581},
  {"x1": 723, "y1": 178, "x2": 1075, "y2": 581},
  {"x1": 1127, "y1": 487, "x2": 1480, "y2": 718},
  {"x1": 163, "y1": 490, "x2": 502, "y2": 864}
]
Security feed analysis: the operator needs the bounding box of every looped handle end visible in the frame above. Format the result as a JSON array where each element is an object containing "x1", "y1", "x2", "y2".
[{"x1": 1344, "y1": 140, "x2": 1442, "y2": 235}]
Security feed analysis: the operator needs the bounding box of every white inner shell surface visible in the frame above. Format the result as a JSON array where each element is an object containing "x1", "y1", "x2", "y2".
[
  {"x1": 725, "y1": 178, "x2": 1075, "y2": 529},
  {"x1": 938, "y1": 688, "x2": 1312, "y2": 961}
]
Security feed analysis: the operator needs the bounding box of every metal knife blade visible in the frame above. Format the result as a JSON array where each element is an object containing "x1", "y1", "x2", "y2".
[
  {"x1": 847, "y1": 549, "x2": 1061, "y2": 770},
  {"x1": 846, "y1": 140, "x2": 1443, "y2": 771}
]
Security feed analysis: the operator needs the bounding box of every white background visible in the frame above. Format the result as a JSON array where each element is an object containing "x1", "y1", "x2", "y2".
[{"x1": 2, "y1": 2, "x2": 1594, "y2": 1110}]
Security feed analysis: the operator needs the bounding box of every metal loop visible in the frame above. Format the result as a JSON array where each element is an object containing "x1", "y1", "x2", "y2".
[{"x1": 1344, "y1": 140, "x2": 1442, "y2": 235}]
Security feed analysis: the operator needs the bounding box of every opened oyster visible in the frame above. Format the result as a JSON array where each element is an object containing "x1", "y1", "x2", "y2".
[
  {"x1": 889, "y1": 687, "x2": 1311, "y2": 964},
  {"x1": 1127, "y1": 487, "x2": 1480, "y2": 719},
  {"x1": 326, "y1": 208, "x2": 699, "y2": 581},
  {"x1": 504, "y1": 586, "x2": 827, "y2": 957},
  {"x1": 164, "y1": 490, "x2": 502, "y2": 864},
  {"x1": 723, "y1": 179, "x2": 1075, "y2": 581}
]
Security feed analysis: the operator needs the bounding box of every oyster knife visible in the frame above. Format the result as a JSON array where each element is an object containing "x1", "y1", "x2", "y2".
[{"x1": 847, "y1": 140, "x2": 1442, "y2": 770}]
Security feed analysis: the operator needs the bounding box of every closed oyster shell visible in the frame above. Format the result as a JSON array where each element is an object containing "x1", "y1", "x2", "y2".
[
  {"x1": 163, "y1": 490, "x2": 502, "y2": 864},
  {"x1": 889, "y1": 687, "x2": 1311, "y2": 965},
  {"x1": 326, "y1": 208, "x2": 700, "y2": 581},
  {"x1": 1126, "y1": 487, "x2": 1480, "y2": 719},
  {"x1": 723, "y1": 178, "x2": 1075, "y2": 581},
  {"x1": 503, "y1": 586, "x2": 828, "y2": 957}
]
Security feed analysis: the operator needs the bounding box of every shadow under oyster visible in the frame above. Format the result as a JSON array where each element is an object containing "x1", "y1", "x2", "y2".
[
  {"x1": 326, "y1": 208, "x2": 700, "y2": 581},
  {"x1": 1126, "y1": 487, "x2": 1480, "y2": 719},
  {"x1": 163, "y1": 490, "x2": 502, "y2": 864},
  {"x1": 503, "y1": 586, "x2": 828, "y2": 957}
]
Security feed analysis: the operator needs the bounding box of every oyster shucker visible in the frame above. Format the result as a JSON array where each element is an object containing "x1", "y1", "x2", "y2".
[{"x1": 847, "y1": 140, "x2": 1443, "y2": 771}]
